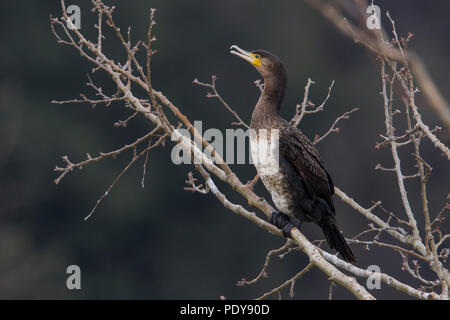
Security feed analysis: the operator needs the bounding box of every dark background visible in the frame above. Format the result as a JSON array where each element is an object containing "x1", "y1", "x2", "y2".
[{"x1": 0, "y1": 0, "x2": 448, "y2": 299}]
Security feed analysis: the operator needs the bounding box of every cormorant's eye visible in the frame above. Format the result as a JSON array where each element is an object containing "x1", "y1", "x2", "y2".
[{"x1": 254, "y1": 54, "x2": 260, "y2": 59}]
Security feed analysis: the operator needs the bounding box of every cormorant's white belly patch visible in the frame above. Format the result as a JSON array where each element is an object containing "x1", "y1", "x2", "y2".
[
  {"x1": 261, "y1": 173, "x2": 295, "y2": 216},
  {"x1": 250, "y1": 131, "x2": 295, "y2": 216}
]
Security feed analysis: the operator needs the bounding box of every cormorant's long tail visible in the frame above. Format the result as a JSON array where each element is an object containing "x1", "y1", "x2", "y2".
[{"x1": 318, "y1": 218, "x2": 356, "y2": 263}]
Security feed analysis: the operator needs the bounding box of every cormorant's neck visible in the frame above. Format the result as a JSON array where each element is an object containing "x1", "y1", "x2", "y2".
[
  {"x1": 261, "y1": 73, "x2": 287, "y2": 110},
  {"x1": 252, "y1": 68, "x2": 287, "y2": 126}
]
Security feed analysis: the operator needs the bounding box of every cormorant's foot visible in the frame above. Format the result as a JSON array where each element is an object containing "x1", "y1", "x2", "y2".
[{"x1": 270, "y1": 211, "x2": 295, "y2": 238}]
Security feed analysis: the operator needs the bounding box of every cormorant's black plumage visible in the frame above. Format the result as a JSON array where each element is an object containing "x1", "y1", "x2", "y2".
[{"x1": 231, "y1": 47, "x2": 355, "y2": 262}]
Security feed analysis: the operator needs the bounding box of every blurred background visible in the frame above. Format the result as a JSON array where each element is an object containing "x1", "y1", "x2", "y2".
[{"x1": 0, "y1": 0, "x2": 448, "y2": 299}]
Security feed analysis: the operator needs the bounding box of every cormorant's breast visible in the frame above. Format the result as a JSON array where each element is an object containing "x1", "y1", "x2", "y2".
[
  {"x1": 250, "y1": 122, "x2": 323, "y2": 223},
  {"x1": 250, "y1": 128, "x2": 305, "y2": 220}
]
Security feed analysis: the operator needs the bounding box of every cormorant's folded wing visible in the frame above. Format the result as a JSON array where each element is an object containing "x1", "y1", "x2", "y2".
[{"x1": 280, "y1": 126, "x2": 335, "y2": 213}]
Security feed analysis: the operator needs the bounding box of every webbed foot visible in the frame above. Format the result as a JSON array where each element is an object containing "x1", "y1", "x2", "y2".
[{"x1": 269, "y1": 211, "x2": 296, "y2": 238}]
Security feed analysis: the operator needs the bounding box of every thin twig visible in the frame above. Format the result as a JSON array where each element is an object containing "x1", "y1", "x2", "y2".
[
  {"x1": 193, "y1": 76, "x2": 249, "y2": 129},
  {"x1": 237, "y1": 240, "x2": 293, "y2": 286},
  {"x1": 256, "y1": 263, "x2": 313, "y2": 300},
  {"x1": 313, "y1": 107, "x2": 359, "y2": 144},
  {"x1": 84, "y1": 132, "x2": 168, "y2": 220}
]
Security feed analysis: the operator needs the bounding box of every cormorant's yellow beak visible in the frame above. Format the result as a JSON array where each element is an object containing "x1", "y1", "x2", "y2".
[{"x1": 230, "y1": 45, "x2": 261, "y2": 66}]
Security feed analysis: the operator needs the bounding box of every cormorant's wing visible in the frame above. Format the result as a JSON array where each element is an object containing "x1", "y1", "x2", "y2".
[{"x1": 280, "y1": 126, "x2": 335, "y2": 213}]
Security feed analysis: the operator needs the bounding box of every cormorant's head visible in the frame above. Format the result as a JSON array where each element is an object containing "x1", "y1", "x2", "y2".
[{"x1": 230, "y1": 45, "x2": 285, "y2": 80}]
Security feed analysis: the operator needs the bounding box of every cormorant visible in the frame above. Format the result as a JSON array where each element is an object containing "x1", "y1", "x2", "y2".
[{"x1": 230, "y1": 45, "x2": 355, "y2": 263}]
